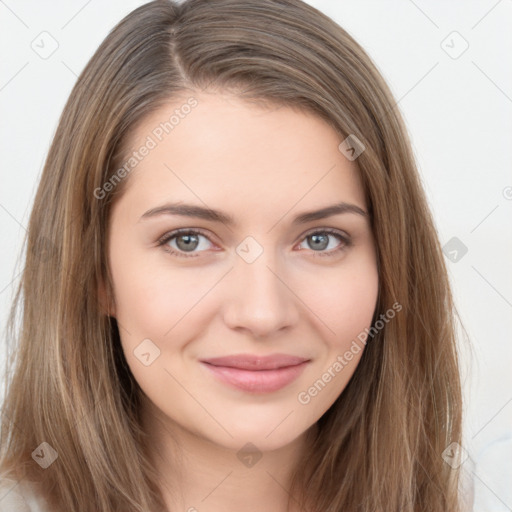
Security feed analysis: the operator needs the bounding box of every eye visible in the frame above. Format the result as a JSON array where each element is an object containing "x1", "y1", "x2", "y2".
[
  {"x1": 296, "y1": 229, "x2": 352, "y2": 257},
  {"x1": 157, "y1": 228, "x2": 215, "y2": 258},
  {"x1": 157, "y1": 227, "x2": 352, "y2": 259}
]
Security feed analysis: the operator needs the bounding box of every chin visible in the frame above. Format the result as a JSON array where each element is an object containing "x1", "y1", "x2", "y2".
[{"x1": 212, "y1": 414, "x2": 313, "y2": 453}]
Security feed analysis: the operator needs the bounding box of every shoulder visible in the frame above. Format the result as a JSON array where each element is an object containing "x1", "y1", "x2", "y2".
[{"x1": 0, "y1": 477, "x2": 50, "y2": 512}]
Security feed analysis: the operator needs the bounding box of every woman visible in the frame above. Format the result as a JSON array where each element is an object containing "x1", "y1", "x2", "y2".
[{"x1": 0, "y1": 0, "x2": 472, "y2": 510}]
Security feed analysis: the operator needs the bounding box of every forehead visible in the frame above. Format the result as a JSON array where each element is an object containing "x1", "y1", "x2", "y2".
[{"x1": 113, "y1": 91, "x2": 367, "y2": 222}]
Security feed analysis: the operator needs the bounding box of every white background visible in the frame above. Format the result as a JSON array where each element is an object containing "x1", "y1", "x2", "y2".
[{"x1": 0, "y1": 1, "x2": 511, "y2": 510}]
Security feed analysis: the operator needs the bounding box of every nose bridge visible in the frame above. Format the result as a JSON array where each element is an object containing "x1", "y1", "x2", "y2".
[{"x1": 222, "y1": 236, "x2": 298, "y2": 336}]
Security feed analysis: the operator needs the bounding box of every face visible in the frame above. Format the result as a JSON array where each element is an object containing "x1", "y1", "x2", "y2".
[{"x1": 103, "y1": 90, "x2": 379, "y2": 453}]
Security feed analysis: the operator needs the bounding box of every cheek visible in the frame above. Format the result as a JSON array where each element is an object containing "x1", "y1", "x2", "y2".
[
  {"x1": 294, "y1": 267, "x2": 378, "y2": 415},
  {"x1": 302, "y1": 252, "x2": 379, "y2": 347},
  {"x1": 334, "y1": 269, "x2": 378, "y2": 345},
  {"x1": 110, "y1": 266, "x2": 176, "y2": 337},
  {"x1": 109, "y1": 237, "x2": 201, "y2": 337}
]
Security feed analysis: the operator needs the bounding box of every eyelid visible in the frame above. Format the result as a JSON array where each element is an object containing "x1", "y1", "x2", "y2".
[
  {"x1": 156, "y1": 227, "x2": 215, "y2": 246},
  {"x1": 299, "y1": 226, "x2": 350, "y2": 240}
]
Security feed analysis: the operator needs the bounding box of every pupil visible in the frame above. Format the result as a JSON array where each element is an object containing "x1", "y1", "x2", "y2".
[
  {"x1": 309, "y1": 233, "x2": 328, "y2": 251},
  {"x1": 177, "y1": 234, "x2": 199, "y2": 252}
]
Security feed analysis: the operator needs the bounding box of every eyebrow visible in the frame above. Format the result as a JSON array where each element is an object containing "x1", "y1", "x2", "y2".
[{"x1": 139, "y1": 201, "x2": 368, "y2": 226}]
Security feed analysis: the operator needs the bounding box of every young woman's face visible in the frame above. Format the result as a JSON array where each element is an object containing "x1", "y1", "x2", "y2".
[{"x1": 105, "y1": 91, "x2": 379, "y2": 452}]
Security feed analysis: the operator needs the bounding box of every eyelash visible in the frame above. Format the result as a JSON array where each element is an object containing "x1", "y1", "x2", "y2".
[{"x1": 156, "y1": 227, "x2": 352, "y2": 259}]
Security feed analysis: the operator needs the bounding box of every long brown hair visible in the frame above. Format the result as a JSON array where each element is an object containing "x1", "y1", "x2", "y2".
[{"x1": 0, "y1": 0, "x2": 467, "y2": 510}]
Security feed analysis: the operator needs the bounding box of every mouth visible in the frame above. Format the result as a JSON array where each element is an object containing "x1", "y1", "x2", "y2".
[{"x1": 200, "y1": 354, "x2": 310, "y2": 393}]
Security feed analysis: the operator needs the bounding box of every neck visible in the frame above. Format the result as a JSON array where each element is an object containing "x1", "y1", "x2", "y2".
[{"x1": 142, "y1": 401, "x2": 316, "y2": 512}]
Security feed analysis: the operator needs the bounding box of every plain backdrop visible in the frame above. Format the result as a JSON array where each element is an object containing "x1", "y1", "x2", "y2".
[{"x1": 1, "y1": 1, "x2": 511, "y2": 510}]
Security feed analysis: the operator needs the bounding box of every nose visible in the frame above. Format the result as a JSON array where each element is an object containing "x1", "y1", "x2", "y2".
[{"x1": 222, "y1": 247, "x2": 300, "y2": 339}]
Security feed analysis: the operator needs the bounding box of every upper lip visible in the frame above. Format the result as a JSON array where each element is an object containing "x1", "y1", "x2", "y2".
[{"x1": 200, "y1": 353, "x2": 310, "y2": 370}]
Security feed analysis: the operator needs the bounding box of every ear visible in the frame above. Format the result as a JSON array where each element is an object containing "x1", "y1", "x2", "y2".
[{"x1": 98, "y1": 277, "x2": 116, "y2": 318}]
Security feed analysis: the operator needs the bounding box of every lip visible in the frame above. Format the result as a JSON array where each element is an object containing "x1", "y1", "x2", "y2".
[
  {"x1": 200, "y1": 353, "x2": 310, "y2": 393},
  {"x1": 201, "y1": 353, "x2": 309, "y2": 370}
]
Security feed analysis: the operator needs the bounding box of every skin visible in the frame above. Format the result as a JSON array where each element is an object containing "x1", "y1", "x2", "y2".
[{"x1": 101, "y1": 90, "x2": 379, "y2": 512}]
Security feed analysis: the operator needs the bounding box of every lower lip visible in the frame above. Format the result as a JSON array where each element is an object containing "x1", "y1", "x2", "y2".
[{"x1": 201, "y1": 361, "x2": 309, "y2": 393}]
